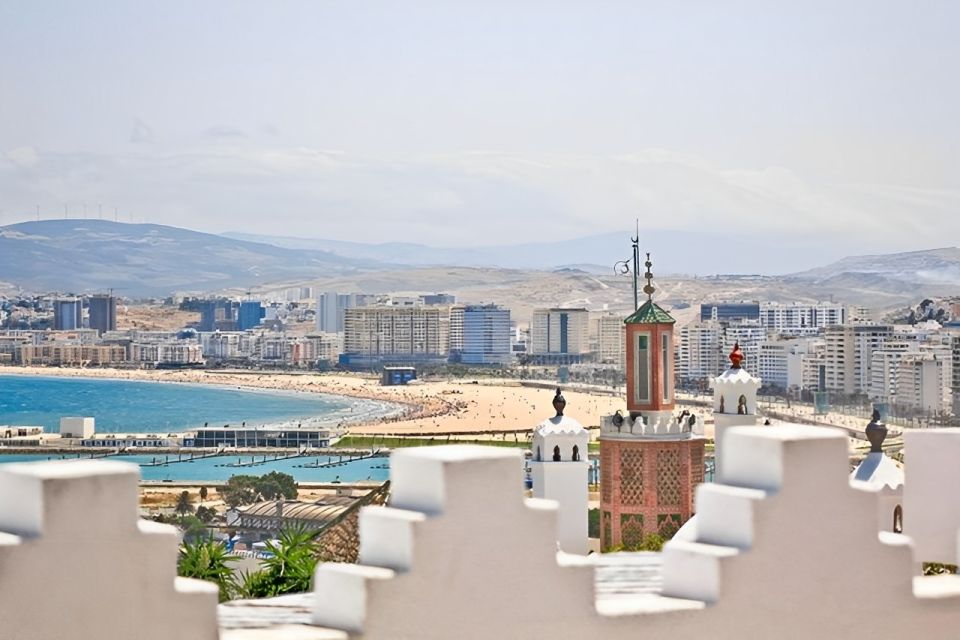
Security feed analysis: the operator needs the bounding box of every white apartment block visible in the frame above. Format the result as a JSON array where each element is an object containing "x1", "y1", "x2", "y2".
[
  {"x1": 721, "y1": 321, "x2": 766, "y2": 372},
  {"x1": 868, "y1": 342, "x2": 913, "y2": 403},
  {"x1": 760, "y1": 302, "x2": 845, "y2": 336},
  {"x1": 343, "y1": 306, "x2": 450, "y2": 358},
  {"x1": 757, "y1": 339, "x2": 810, "y2": 390},
  {"x1": 952, "y1": 334, "x2": 960, "y2": 416},
  {"x1": 449, "y1": 306, "x2": 465, "y2": 354},
  {"x1": 131, "y1": 342, "x2": 203, "y2": 365},
  {"x1": 895, "y1": 352, "x2": 949, "y2": 415},
  {"x1": 677, "y1": 320, "x2": 723, "y2": 381},
  {"x1": 529, "y1": 308, "x2": 590, "y2": 356},
  {"x1": 595, "y1": 313, "x2": 626, "y2": 369},
  {"x1": 822, "y1": 324, "x2": 894, "y2": 395}
]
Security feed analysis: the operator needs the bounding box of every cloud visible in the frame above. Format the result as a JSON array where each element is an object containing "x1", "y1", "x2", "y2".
[
  {"x1": 5, "y1": 146, "x2": 39, "y2": 168},
  {"x1": 1, "y1": 146, "x2": 957, "y2": 260},
  {"x1": 130, "y1": 118, "x2": 154, "y2": 144},
  {"x1": 205, "y1": 126, "x2": 246, "y2": 139}
]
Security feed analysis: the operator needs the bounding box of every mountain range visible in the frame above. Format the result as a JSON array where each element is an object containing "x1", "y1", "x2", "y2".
[
  {"x1": 0, "y1": 220, "x2": 368, "y2": 296},
  {"x1": 1, "y1": 221, "x2": 958, "y2": 314}
]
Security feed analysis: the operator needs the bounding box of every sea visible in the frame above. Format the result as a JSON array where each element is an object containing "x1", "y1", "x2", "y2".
[{"x1": 0, "y1": 374, "x2": 399, "y2": 482}]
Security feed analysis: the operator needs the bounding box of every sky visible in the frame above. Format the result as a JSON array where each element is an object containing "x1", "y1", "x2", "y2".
[{"x1": 1, "y1": 1, "x2": 958, "y2": 266}]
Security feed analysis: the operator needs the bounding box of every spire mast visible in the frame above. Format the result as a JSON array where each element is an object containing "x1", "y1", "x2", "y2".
[{"x1": 631, "y1": 220, "x2": 640, "y2": 311}]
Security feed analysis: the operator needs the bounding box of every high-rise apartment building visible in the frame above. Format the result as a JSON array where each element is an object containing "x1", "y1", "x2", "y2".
[
  {"x1": 529, "y1": 308, "x2": 590, "y2": 363},
  {"x1": 420, "y1": 293, "x2": 457, "y2": 305},
  {"x1": 896, "y1": 353, "x2": 948, "y2": 415},
  {"x1": 87, "y1": 294, "x2": 117, "y2": 334},
  {"x1": 341, "y1": 306, "x2": 450, "y2": 368},
  {"x1": 238, "y1": 300, "x2": 265, "y2": 331},
  {"x1": 822, "y1": 324, "x2": 894, "y2": 395},
  {"x1": 676, "y1": 320, "x2": 724, "y2": 382},
  {"x1": 316, "y1": 292, "x2": 357, "y2": 333},
  {"x1": 676, "y1": 319, "x2": 765, "y2": 384},
  {"x1": 53, "y1": 298, "x2": 83, "y2": 331},
  {"x1": 757, "y1": 339, "x2": 808, "y2": 390},
  {"x1": 460, "y1": 304, "x2": 511, "y2": 365},
  {"x1": 759, "y1": 302, "x2": 845, "y2": 336},
  {"x1": 700, "y1": 302, "x2": 760, "y2": 322},
  {"x1": 595, "y1": 313, "x2": 626, "y2": 369},
  {"x1": 952, "y1": 334, "x2": 960, "y2": 416},
  {"x1": 197, "y1": 300, "x2": 238, "y2": 332}
]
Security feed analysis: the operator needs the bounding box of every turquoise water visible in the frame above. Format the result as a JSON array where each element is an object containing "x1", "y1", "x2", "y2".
[
  {"x1": 0, "y1": 453, "x2": 390, "y2": 483},
  {"x1": 0, "y1": 375, "x2": 393, "y2": 433}
]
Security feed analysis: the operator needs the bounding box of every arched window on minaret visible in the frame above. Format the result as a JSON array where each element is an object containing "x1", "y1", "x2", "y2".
[
  {"x1": 738, "y1": 394, "x2": 748, "y2": 415},
  {"x1": 893, "y1": 505, "x2": 903, "y2": 533},
  {"x1": 553, "y1": 445, "x2": 561, "y2": 462},
  {"x1": 536, "y1": 446, "x2": 541, "y2": 462},
  {"x1": 572, "y1": 444, "x2": 580, "y2": 462}
]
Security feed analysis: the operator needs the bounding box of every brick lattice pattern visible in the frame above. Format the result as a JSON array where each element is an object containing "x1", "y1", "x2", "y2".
[
  {"x1": 620, "y1": 513, "x2": 645, "y2": 549},
  {"x1": 619, "y1": 448, "x2": 644, "y2": 505},
  {"x1": 656, "y1": 449, "x2": 682, "y2": 507},
  {"x1": 601, "y1": 449, "x2": 613, "y2": 502}
]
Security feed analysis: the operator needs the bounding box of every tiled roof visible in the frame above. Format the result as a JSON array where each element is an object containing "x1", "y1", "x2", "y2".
[{"x1": 624, "y1": 300, "x2": 675, "y2": 325}]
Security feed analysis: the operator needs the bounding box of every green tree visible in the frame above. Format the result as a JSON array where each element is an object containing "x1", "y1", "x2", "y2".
[
  {"x1": 236, "y1": 525, "x2": 321, "y2": 598},
  {"x1": 258, "y1": 472, "x2": 298, "y2": 500},
  {"x1": 178, "y1": 538, "x2": 237, "y2": 602},
  {"x1": 175, "y1": 490, "x2": 194, "y2": 516},
  {"x1": 221, "y1": 473, "x2": 298, "y2": 508},
  {"x1": 221, "y1": 475, "x2": 260, "y2": 508},
  {"x1": 195, "y1": 505, "x2": 217, "y2": 524}
]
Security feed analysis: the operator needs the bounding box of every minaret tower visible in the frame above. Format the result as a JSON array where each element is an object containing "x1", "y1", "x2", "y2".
[
  {"x1": 530, "y1": 389, "x2": 590, "y2": 555},
  {"x1": 599, "y1": 252, "x2": 705, "y2": 550},
  {"x1": 710, "y1": 342, "x2": 762, "y2": 479}
]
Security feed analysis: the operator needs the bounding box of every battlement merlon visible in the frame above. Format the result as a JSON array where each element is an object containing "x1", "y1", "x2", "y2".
[{"x1": 600, "y1": 411, "x2": 699, "y2": 440}]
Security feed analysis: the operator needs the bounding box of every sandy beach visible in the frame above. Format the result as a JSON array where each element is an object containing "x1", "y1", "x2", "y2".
[{"x1": 0, "y1": 366, "x2": 625, "y2": 436}]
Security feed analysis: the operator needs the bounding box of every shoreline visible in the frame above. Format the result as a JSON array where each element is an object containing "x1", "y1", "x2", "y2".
[
  {"x1": 0, "y1": 367, "x2": 414, "y2": 433},
  {"x1": 0, "y1": 365, "x2": 634, "y2": 437}
]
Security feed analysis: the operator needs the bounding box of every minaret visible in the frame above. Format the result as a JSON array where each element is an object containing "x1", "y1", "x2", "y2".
[
  {"x1": 851, "y1": 410, "x2": 903, "y2": 533},
  {"x1": 710, "y1": 342, "x2": 762, "y2": 480},
  {"x1": 599, "y1": 253, "x2": 705, "y2": 550},
  {"x1": 530, "y1": 389, "x2": 590, "y2": 555}
]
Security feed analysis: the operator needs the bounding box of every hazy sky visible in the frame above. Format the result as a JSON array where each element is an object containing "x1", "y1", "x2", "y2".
[{"x1": 1, "y1": 1, "x2": 958, "y2": 258}]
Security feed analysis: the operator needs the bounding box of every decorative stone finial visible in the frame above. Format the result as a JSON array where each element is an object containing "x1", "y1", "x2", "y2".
[
  {"x1": 642, "y1": 252, "x2": 656, "y2": 300},
  {"x1": 552, "y1": 388, "x2": 566, "y2": 417},
  {"x1": 865, "y1": 408, "x2": 887, "y2": 453},
  {"x1": 729, "y1": 342, "x2": 744, "y2": 369}
]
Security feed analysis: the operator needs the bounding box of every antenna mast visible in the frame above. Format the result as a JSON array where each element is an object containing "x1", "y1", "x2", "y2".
[{"x1": 631, "y1": 220, "x2": 640, "y2": 311}]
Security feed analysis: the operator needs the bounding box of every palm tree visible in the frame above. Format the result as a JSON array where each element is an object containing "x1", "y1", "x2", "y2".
[
  {"x1": 199, "y1": 486, "x2": 208, "y2": 505},
  {"x1": 175, "y1": 490, "x2": 194, "y2": 517},
  {"x1": 236, "y1": 525, "x2": 321, "y2": 598},
  {"x1": 178, "y1": 538, "x2": 237, "y2": 602}
]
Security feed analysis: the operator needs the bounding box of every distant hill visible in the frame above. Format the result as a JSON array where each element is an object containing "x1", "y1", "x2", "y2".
[
  {"x1": 0, "y1": 220, "x2": 376, "y2": 296},
  {"x1": 791, "y1": 247, "x2": 960, "y2": 285},
  {"x1": 222, "y1": 229, "x2": 839, "y2": 276}
]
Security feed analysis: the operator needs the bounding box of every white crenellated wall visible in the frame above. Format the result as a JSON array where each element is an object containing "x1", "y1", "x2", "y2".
[
  {"x1": 313, "y1": 427, "x2": 960, "y2": 640},
  {"x1": 7, "y1": 427, "x2": 960, "y2": 639},
  {"x1": 0, "y1": 460, "x2": 218, "y2": 640}
]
